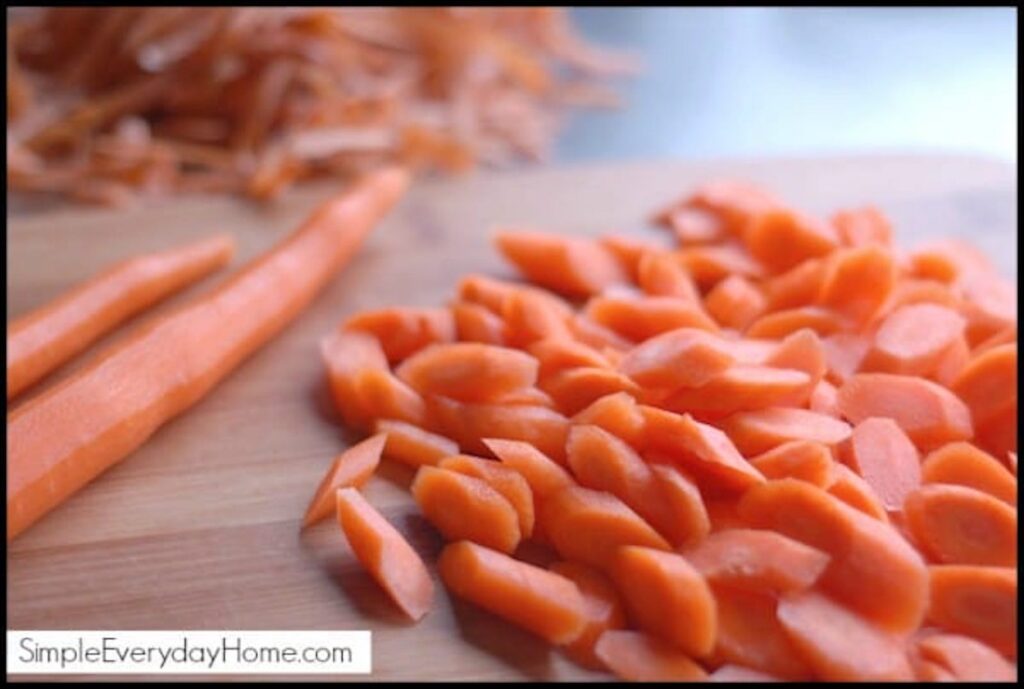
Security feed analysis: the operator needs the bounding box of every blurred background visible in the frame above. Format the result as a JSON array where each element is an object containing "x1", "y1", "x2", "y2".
[{"x1": 560, "y1": 7, "x2": 1017, "y2": 163}]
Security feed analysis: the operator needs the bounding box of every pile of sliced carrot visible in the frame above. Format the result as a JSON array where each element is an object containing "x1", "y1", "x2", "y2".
[{"x1": 305, "y1": 179, "x2": 1017, "y2": 681}]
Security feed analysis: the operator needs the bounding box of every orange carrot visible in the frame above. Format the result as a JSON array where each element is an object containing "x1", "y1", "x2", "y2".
[
  {"x1": 395, "y1": 342, "x2": 538, "y2": 403},
  {"x1": 599, "y1": 234, "x2": 666, "y2": 281},
  {"x1": 410, "y1": 465, "x2": 521, "y2": 553},
  {"x1": 739, "y1": 479, "x2": 928, "y2": 632},
  {"x1": 528, "y1": 337, "x2": 609, "y2": 380},
  {"x1": 883, "y1": 277, "x2": 961, "y2": 313},
  {"x1": 708, "y1": 664, "x2": 784, "y2": 682},
  {"x1": 972, "y1": 323, "x2": 1016, "y2": 356},
  {"x1": 721, "y1": 407, "x2": 852, "y2": 456},
  {"x1": 483, "y1": 438, "x2": 573, "y2": 499},
  {"x1": 860, "y1": 303, "x2": 966, "y2": 376},
  {"x1": 594, "y1": 630, "x2": 708, "y2": 681},
  {"x1": 676, "y1": 243, "x2": 765, "y2": 287},
  {"x1": 841, "y1": 417, "x2": 921, "y2": 512},
  {"x1": 617, "y1": 327, "x2": 736, "y2": 389},
  {"x1": 8, "y1": 168, "x2": 407, "y2": 541},
  {"x1": 958, "y1": 272, "x2": 1016, "y2": 345},
  {"x1": 500, "y1": 288, "x2": 573, "y2": 347},
  {"x1": 827, "y1": 463, "x2": 890, "y2": 523},
  {"x1": 763, "y1": 328, "x2": 827, "y2": 384},
  {"x1": 973, "y1": 401, "x2": 1017, "y2": 460},
  {"x1": 927, "y1": 565, "x2": 1017, "y2": 658},
  {"x1": 931, "y1": 334, "x2": 971, "y2": 387},
  {"x1": 749, "y1": 440, "x2": 835, "y2": 488},
  {"x1": 705, "y1": 497, "x2": 746, "y2": 533},
  {"x1": 777, "y1": 591, "x2": 914, "y2": 681},
  {"x1": 494, "y1": 229, "x2": 626, "y2": 297},
  {"x1": 585, "y1": 293, "x2": 719, "y2": 342},
  {"x1": 353, "y1": 368, "x2": 428, "y2": 427},
  {"x1": 636, "y1": 251, "x2": 701, "y2": 303},
  {"x1": 492, "y1": 386, "x2": 556, "y2": 408},
  {"x1": 662, "y1": 365, "x2": 812, "y2": 416},
  {"x1": 439, "y1": 454, "x2": 535, "y2": 539},
  {"x1": 832, "y1": 206, "x2": 892, "y2": 247},
  {"x1": 664, "y1": 206, "x2": 725, "y2": 244},
  {"x1": 903, "y1": 484, "x2": 1017, "y2": 566},
  {"x1": 335, "y1": 487, "x2": 434, "y2": 621},
  {"x1": 375, "y1": 418, "x2": 459, "y2": 469},
  {"x1": 438, "y1": 540, "x2": 587, "y2": 645},
  {"x1": 567, "y1": 313, "x2": 635, "y2": 352},
  {"x1": 837, "y1": 373, "x2": 973, "y2": 449},
  {"x1": 7, "y1": 233, "x2": 235, "y2": 401},
  {"x1": 541, "y1": 366, "x2": 639, "y2": 416},
  {"x1": 744, "y1": 209, "x2": 838, "y2": 273},
  {"x1": 921, "y1": 441, "x2": 1016, "y2": 505},
  {"x1": 321, "y1": 330, "x2": 389, "y2": 431},
  {"x1": 950, "y1": 343, "x2": 1017, "y2": 428},
  {"x1": 548, "y1": 561, "x2": 627, "y2": 669},
  {"x1": 566, "y1": 424, "x2": 651, "y2": 503},
  {"x1": 302, "y1": 434, "x2": 386, "y2": 528},
  {"x1": 817, "y1": 245, "x2": 896, "y2": 325},
  {"x1": 908, "y1": 239, "x2": 992, "y2": 284},
  {"x1": 667, "y1": 180, "x2": 782, "y2": 237},
  {"x1": 342, "y1": 307, "x2": 455, "y2": 363},
  {"x1": 456, "y1": 274, "x2": 572, "y2": 318},
  {"x1": 647, "y1": 463, "x2": 711, "y2": 548},
  {"x1": 684, "y1": 528, "x2": 830, "y2": 596},
  {"x1": 572, "y1": 391, "x2": 646, "y2": 449},
  {"x1": 761, "y1": 257, "x2": 827, "y2": 311},
  {"x1": 821, "y1": 331, "x2": 872, "y2": 384},
  {"x1": 703, "y1": 274, "x2": 766, "y2": 331},
  {"x1": 451, "y1": 301, "x2": 508, "y2": 345},
  {"x1": 611, "y1": 545, "x2": 717, "y2": 657},
  {"x1": 914, "y1": 633, "x2": 1017, "y2": 681},
  {"x1": 809, "y1": 379, "x2": 840, "y2": 417},
  {"x1": 745, "y1": 306, "x2": 847, "y2": 339},
  {"x1": 427, "y1": 397, "x2": 570, "y2": 463}
]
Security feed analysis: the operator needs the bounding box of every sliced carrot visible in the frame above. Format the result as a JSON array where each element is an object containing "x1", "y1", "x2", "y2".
[
  {"x1": 837, "y1": 373, "x2": 973, "y2": 449},
  {"x1": 703, "y1": 274, "x2": 766, "y2": 331},
  {"x1": 973, "y1": 400, "x2": 1018, "y2": 460},
  {"x1": 539, "y1": 485, "x2": 669, "y2": 569},
  {"x1": 909, "y1": 239, "x2": 991, "y2": 283},
  {"x1": 647, "y1": 464, "x2": 711, "y2": 548},
  {"x1": 827, "y1": 463, "x2": 890, "y2": 523},
  {"x1": 832, "y1": 206, "x2": 892, "y2": 247},
  {"x1": 7, "y1": 233, "x2": 235, "y2": 401},
  {"x1": 749, "y1": 440, "x2": 836, "y2": 488},
  {"x1": 903, "y1": 484, "x2": 1017, "y2": 566},
  {"x1": 821, "y1": 331, "x2": 872, "y2": 384},
  {"x1": 761, "y1": 257, "x2": 827, "y2": 311},
  {"x1": 777, "y1": 590, "x2": 914, "y2": 681},
  {"x1": 375, "y1": 419, "x2": 458, "y2": 469},
  {"x1": 721, "y1": 407, "x2": 852, "y2": 456},
  {"x1": 664, "y1": 206, "x2": 725, "y2": 244},
  {"x1": 541, "y1": 366, "x2": 639, "y2": 416},
  {"x1": 438, "y1": 541, "x2": 587, "y2": 645},
  {"x1": 584, "y1": 294, "x2": 719, "y2": 342},
  {"x1": 745, "y1": 306, "x2": 847, "y2": 339},
  {"x1": 457, "y1": 274, "x2": 573, "y2": 318},
  {"x1": 594, "y1": 630, "x2": 708, "y2": 682},
  {"x1": 711, "y1": 584, "x2": 814, "y2": 680},
  {"x1": 636, "y1": 251, "x2": 701, "y2": 303},
  {"x1": 321, "y1": 330, "x2": 389, "y2": 431},
  {"x1": 910, "y1": 657, "x2": 958, "y2": 681},
  {"x1": 494, "y1": 229, "x2": 627, "y2": 297},
  {"x1": 971, "y1": 323, "x2": 1016, "y2": 356},
  {"x1": 617, "y1": 327, "x2": 736, "y2": 390},
  {"x1": 410, "y1": 465, "x2": 521, "y2": 553},
  {"x1": 958, "y1": 272, "x2": 1016, "y2": 345},
  {"x1": 739, "y1": 479, "x2": 928, "y2": 632},
  {"x1": 675, "y1": 243, "x2": 766, "y2": 287},
  {"x1": 762, "y1": 328, "x2": 826, "y2": 385},
  {"x1": 950, "y1": 343, "x2": 1017, "y2": 427},
  {"x1": 335, "y1": 487, "x2": 434, "y2": 621},
  {"x1": 882, "y1": 277, "x2": 962, "y2": 313},
  {"x1": 642, "y1": 406, "x2": 766, "y2": 492},
  {"x1": 599, "y1": 234, "x2": 666, "y2": 281},
  {"x1": 528, "y1": 337, "x2": 609, "y2": 380},
  {"x1": 353, "y1": 368, "x2": 428, "y2": 427},
  {"x1": 549, "y1": 561, "x2": 627, "y2": 669},
  {"x1": 395, "y1": 342, "x2": 538, "y2": 403},
  {"x1": 744, "y1": 209, "x2": 838, "y2": 273},
  {"x1": 500, "y1": 288, "x2": 573, "y2": 347},
  {"x1": 719, "y1": 336, "x2": 778, "y2": 365},
  {"x1": 817, "y1": 244, "x2": 898, "y2": 325},
  {"x1": 439, "y1": 455, "x2": 535, "y2": 540},
  {"x1": 566, "y1": 424, "x2": 651, "y2": 502},
  {"x1": 451, "y1": 301, "x2": 507, "y2": 345},
  {"x1": 572, "y1": 392, "x2": 646, "y2": 449},
  {"x1": 567, "y1": 313, "x2": 635, "y2": 352},
  {"x1": 705, "y1": 497, "x2": 746, "y2": 533},
  {"x1": 809, "y1": 379, "x2": 840, "y2": 417},
  {"x1": 860, "y1": 303, "x2": 966, "y2": 376},
  {"x1": 684, "y1": 528, "x2": 830, "y2": 596},
  {"x1": 483, "y1": 438, "x2": 573, "y2": 499},
  {"x1": 610, "y1": 545, "x2": 717, "y2": 657},
  {"x1": 302, "y1": 434, "x2": 386, "y2": 528},
  {"x1": 921, "y1": 441, "x2": 1016, "y2": 505},
  {"x1": 709, "y1": 664, "x2": 784, "y2": 682},
  {"x1": 662, "y1": 365, "x2": 812, "y2": 416},
  {"x1": 492, "y1": 386, "x2": 555, "y2": 408},
  {"x1": 842, "y1": 417, "x2": 921, "y2": 512},
  {"x1": 342, "y1": 307, "x2": 455, "y2": 364},
  {"x1": 427, "y1": 397, "x2": 570, "y2": 464},
  {"x1": 927, "y1": 565, "x2": 1017, "y2": 658},
  {"x1": 915, "y1": 633, "x2": 1017, "y2": 681},
  {"x1": 672, "y1": 180, "x2": 782, "y2": 236},
  {"x1": 931, "y1": 334, "x2": 971, "y2": 387}
]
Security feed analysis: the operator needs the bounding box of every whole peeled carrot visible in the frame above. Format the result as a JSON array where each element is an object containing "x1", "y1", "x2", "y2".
[
  {"x1": 7, "y1": 233, "x2": 236, "y2": 400},
  {"x1": 7, "y1": 168, "x2": 409, "y2": 540}
]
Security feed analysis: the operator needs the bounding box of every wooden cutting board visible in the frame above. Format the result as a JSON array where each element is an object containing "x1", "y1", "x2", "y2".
[{"x1": 7, "y1": 154, "x2": 1017, "y2": 681}]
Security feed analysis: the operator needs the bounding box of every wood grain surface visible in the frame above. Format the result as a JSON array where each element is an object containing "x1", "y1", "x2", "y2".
[{"x1": 6, "y1": 154, "x2": 1017, "y2": 681}]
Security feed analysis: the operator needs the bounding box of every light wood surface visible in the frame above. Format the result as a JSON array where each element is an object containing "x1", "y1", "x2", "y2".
[{"x1": 6, "y1": 154, "x2": 1017, "y2": 681}]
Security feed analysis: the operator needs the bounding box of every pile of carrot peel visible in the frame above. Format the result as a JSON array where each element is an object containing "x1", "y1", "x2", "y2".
[
  {"x1": 6, "y1": 7, "x2": 634, "y2": 206},
  {"x1": 304, "y1": 179, "x2": 1017, "y2": 681}
]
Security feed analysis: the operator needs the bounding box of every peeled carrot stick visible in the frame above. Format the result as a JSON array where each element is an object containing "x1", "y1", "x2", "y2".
[
  {"x1": 837, "y1": 373, "x2": 973, "y2": 449},
  {"x1": 927, "y1": 565, "x2": 1017, "y2": 658},
  {"x1": 676, "y1": 243, "x2": 765, "y2": 287},
  {"x1": 903, "y1": 484, "x2": 1017, "y2": 566},
  {"x1": 494, "y1": 229, "x2": 627, "y2": 297},
  {"x1": 921, "y1": 441, "x2": 1016, "y2": 505},
  {"x1": 720, "y1": 407, "x2": 852, "y2": 456},
  {"x1": 572, "y1": 392, "x2": 646, "y2": 449},
  {"x1": 451, "y1": 301, "x2": 508, "y2": 345},
  {"x1": 321, "y1": 330, "x2": 389, "y2": 431},
  {"x1": 739, "y1": 479, "x2": 928, "y2": 632},
  {"x1": 528, "y1": 337, "x2": 609, "y2": 380},
  {"x1": 817, "y1": 245, "x2": 896, "y2": 325},
  {"x1": 827, "y1": 463, "x2": 890, "y2": 523},
  {"x1": 375, "y1": 418, "x2": 458, "y2": 469},
  {"x1": 395, "y1": 343, "x2": 538, "y2": 403},
  {"x1": 439, "y1": 455, "x2": 535, "y2": 539},
  {"x1": 585, "y1": 293, "x2": 720, "y2": 342},
  {"x1": 500, "y1": 289, "x2": 573, "y2": 347},
  {"x1": 777, "y1": 591, "x2": 914, "y2": 681},
  {"x1": 335, "y1": 487, "x2": 434, "y2": 621},
  {"x1": 342, "y1": 307, "x2": 455, "y2": 364},
  {"x1": 636, "y1": 251, "x2": 701, "y2": 303},
  {"x1": 950, "y1": 343, "x2": 1017, "y2": 427},
  {"x1": 684, "y1": 528, "x2": 830, "y2": 596},
  {"x1": 594, "y1": 629, "x2": 709, "y2": 682},
  {"x1": 541, "y1": 366, "x2": 639, "y2": 416},
  {"x1": 8, "y1": 168, "x2": 408, "y2": 541},
  {"x1": 762, "y1": 257, "x2": 827, "y2": 311},
  {"x1": 703, "y1": 275, "x2": 766, "y2": 331},
  {"x1": 831, "y1": 206, "x2": 892, "y2": 247},
  {"x1": 410, "y1": 465, "x2": 521, "y2": 553},
  {"x1": 745, "y1": 306, "x2": 847, "y2": 339},
  {"x1": 749, "y1": 440, "x2": 836, "y2": 488},
  {"x1": 743, "y1": 209, "x2": 838, "y2": 273},
  {"x1": 548, "y1": 561, "x2": 627, "y2": 669},
  {"x1": 427, "y1": 397, "x2": 570, "y2": 463},
  {"x1": 617, "y1": 327, "x2": 736, "y2": 389},
  {"x1": 841, "y1": 417, "x2": 921, "y2": 512},
  {"x1": 7, "y1": 233, "x2": 236, "y2": 401},
  {"x1": 914, "y1": 633, "x2": 1017, "y2": 681},
  {"x1": 860, "y1": 303, "x2": 966, "y2": 376},
  {"x1": 302, "y1": 434, "x2": 386, "y2": 528},
  {"x1": 662, "y1": 365, "x2": 812, "y2": 416}
]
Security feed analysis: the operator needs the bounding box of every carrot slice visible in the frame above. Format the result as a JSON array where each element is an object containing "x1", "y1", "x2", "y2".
[
  {"x1": 594, "y1": 630, "x2": 708, "y2": 681},
  {"x1": 335, "y1": 487, "x2": 434, "y2": 621},
  {"x1": 599, "y1": 234, "x2": 666, "y2": 281},
  {"x1": 909, "y1": 238, "x2": 991, "y2": 283},
  {"x1": 842, "y1": 417, "x2": 921, "y2": 512},
  {"x1": 817, "y1": 245, "x2": 897, "y2": 325},
  {"x1": 439, "y1": 454, "x2": 535, "y2": 539},
  {"x1": 528, "y1": 337, "x2": 609, "y2": 379},
  {"x1": 395, "y1": 342, "x2": 538, "y2": 403},
  {"x1": 777, "y1": 591, "x2": 914, "y2": 681},
  {"x1": 410, "y1": 465, "x2": 521, "y2": 553},
  {"x1": 375, "y1": 419, "x2": 458, "y2": 469},
  {"x1": 8, "y1": 168, "x2": 407, "y2": 541},
  {"x1": 921, "y1": 441, "x2": 1016, "y2": 505},
  {"x1": 914, "y1": 633, "x2": 1017, "y2": 681},
  {"x1": 745, "y1": 306, "x2": 847, "y2": 339},
  {"x1": 566, "y1": 424, "x2": 651, "y2": 502},
  {"x1": 950, "y1": 343, "x2": 1017, "y2": 427},
  {"x1": 721, "y1": 407, "x2": 852, "y2": 456},
  {"x1": 636, "y1": 251, "x2": 701, "y2": 303},
  {"x1": 676, "y1": 243, "x2": 766, "y2": 287},
  {"x1": 662, "y1": 365, "x2": 812, "y2": 415},
  {"x1": 549, "y1": 561, "x2": 627, "y2": 669},
  {"x1": 684, "y1": 528, "x2": 830, "y2": 596},
  {"x1": 427, "y1": 397, "x2": 570, "y2": 463},
  {"x1": 539, "y1": 485, "x2": 669, "y2": 569},
  {"x1": 931, "y1": 334, "x2": 971, "y2": 387},
  {"x1": 958, "y1": 272, "x2": 1016, "y2": 345},
  {"x1": 809, "y1": 379, "x2": 840, "y2": 417},
  {"x1": 672, "y1": 180, "x2": 782, "y2": 236},
  {"x1": 703, "y1": 274, "x2": 766, "y2": 331},
  {"x1": 883, "y1": 277, "x2": 961, "y2": 313},
  {"x1": 456, "y1": 274, "x2": 572, "y2": 318},
  {"x1": 302, "y1": 434, "x2": 386, "y2": 528},
  {"x1": 761, "y1": 257, "x2": 827, "y2": 311},
  {"x1": 971, "y1": 323, "x2": 1016, "y2": 356},
  {"x1": 744, "y1": 209, "x2": 838, "y2": 273},
  {"x1": 837, "y1": 373, "x2": 973, "y2": 449},
  {"x1": 763, "y1": 328, "x2": 826, "y2": 382},
  {"x1": 821, "y1": 331, "x2": 872, "y2": 384},
  {"x1": 567, "y1": 313, "x2": 635, "y2": 352},
  {"x1": 610, "y1": 545, "x2": 717, "y2": 657},
  {"x1": 585, "y1": 294, "x2": 719, "y2": 342},
  {"x1": 438, "y1": 541, "x2": 587, "y2": 645},
  {"x1": 709, "y1": 664, "x2": 784, "y2": 682},
  {"x1": 927, "y1": 565, "x2": 1017, "y2": 658},
  {"x1": 342, "y1": 307, "x2": 455, "y2": 364},
  {"x1": 903, "y1": 484, "x2": 1017, "y2": 566},
  {"x1": 494, "y1": 229, "x2": 626, "y2": 297},
  {"x1": 451, "y1": 301, "x2": 508, "y2": 345},
  {"x1": 571, "y1": 391, "x2": 646, "y2": 449},
  {"x1": 749, "y1": 440, "x2": 836, "y2": 488},
  {"x1": 739, "y1": 479, "x2": 928, "y2": 632},
  {"x1": 860, "y1": 303, "x2": 966, "y2": 376},
  {"x1": 321, "y1": 330, "x2": 389, "y2": 431},
  {"x1": 7, "y1": 233, "x2": 235, "y2": 400},
  {"x1": 973, "y1": 400, "x2": 1018, "y2": 460},
  {"x1": 617, "y1": 327, "x2": 736, "y2": 390},
  {"x1": 832, "y1": 206, "x2": 892, "y2": 247},
  {"x1": 500, "y1": 288, "x2": 573, "y2": 347},
  {"x1": 664, "y1": 207, "x2": 725, "y2": 244},
  {"x1": 353, "y1": 368, "x2": 428, "y2": 427},
  {"x1": 827, "y1": 463, "x2": 890, "y2": 523},
  {"x1": 483, "y1": 438, "x2": 573, "y2": 499},
  {"x1": 647, "y1": 463, "x2": 711, "y2": 548},
  {"x1": 541, "y1": 366, "x2": 639, "y2": 416}
]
